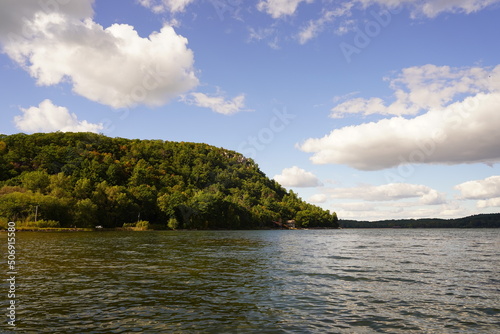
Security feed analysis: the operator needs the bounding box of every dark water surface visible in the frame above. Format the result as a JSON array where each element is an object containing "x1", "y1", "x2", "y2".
[{"x1": 1, "y1": 229, "x2": 499, "y2": 333}]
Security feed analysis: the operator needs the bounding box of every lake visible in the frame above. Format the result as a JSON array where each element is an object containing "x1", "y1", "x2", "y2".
[{"x1": 2, "y1": 229, "x2": 499, "y2": 333}]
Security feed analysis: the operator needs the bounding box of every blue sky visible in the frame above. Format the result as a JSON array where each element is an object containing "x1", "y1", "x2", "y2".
[{"x1": 1, "y1": 0, "x2": 500, "y2": 220}]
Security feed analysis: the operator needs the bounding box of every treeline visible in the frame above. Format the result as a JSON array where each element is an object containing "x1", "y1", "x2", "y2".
[
  {"x1": 340, "y1": 213, "x2": 500, "y2": 228},
  {"x1": 0, "y1": 132, "x2": 338, "y2": 230}
]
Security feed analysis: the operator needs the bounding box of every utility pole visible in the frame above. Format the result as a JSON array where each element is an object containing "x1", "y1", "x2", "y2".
[{"x1": 34, "y1": 205, "x2": 39, "y2": 223}]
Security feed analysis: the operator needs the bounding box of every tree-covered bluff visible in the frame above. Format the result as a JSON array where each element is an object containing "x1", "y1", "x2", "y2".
[{"x1": 0, "y1": 132, "x2": 338, "y2": 230}]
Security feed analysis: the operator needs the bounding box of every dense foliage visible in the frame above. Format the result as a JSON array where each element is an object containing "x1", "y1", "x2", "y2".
[
  {"x1": 340, "y1": 214, "x2": 500, "y2": 228},
  {"x1": 0, "y1": 132, "x2": 338, "y2": 229}
]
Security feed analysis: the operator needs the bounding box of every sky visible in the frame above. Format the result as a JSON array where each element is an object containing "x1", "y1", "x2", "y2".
[{"x1": 1, "y1": 0, "x2": 500, "y2": 221}]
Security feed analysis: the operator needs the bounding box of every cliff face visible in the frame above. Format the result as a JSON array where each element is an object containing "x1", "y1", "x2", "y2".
[{"x1": 0, "y1": 132, "x2": 338, "y2": 229}]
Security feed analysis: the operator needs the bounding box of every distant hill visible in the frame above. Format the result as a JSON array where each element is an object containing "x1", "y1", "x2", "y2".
[
  {"x1": 340, "y1": 213, "x2": 500, "y2": 228},
  {"x1": 0, "y1": 132, "x2": 338, "y2": 230}
]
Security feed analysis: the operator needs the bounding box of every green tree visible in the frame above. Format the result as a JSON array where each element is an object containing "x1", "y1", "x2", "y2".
[
  {"x1": 0, "y1": 192, "x2": 33, "y2": 221},
  {"x1": 129, "y1": 159, "x2": 156, "y2": 187},
  {"x1": 130, "y1": 184, "x2": 160, "y2": 222},
  {"x1": 74, "y1": 178, "x2": 93, "y2": 199},
  {"x1": 20, "y1": 171, "x2": 50, "y2": 193},
  {"x1": 48, "y1": 172, "x2": 73, "y2": 198},
  {"x1": 72, "y1": 199, "x2": 98, "y2": 228},
  {"x1": 167, "y1": 217, "x2": 179, "y2": 230}
]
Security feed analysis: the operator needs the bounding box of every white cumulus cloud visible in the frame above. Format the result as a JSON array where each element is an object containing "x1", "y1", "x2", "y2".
[
  {"x1": 477, "y1": 197, "x2": 500, "y2": 208},
  {"x1": 455, "y1": 175, "x2": 500, "y2": 208},
  {"x1": 274, "y1": 166, "x2": 322, "y2": 187},
  {"x1": 0, "y1": 1, "x2": 198, "y2": 109},
  {"x1": 187, "y1": 92, "x2": 246, "y2": 115},
  {"x1": 420, "y1": 189, "x2": 447, "y2": 205},
  {"x1": 300, "y1": 65, "x2": 500, "y2": 170},
  {"x1": 14, "y1": 99, "x2": 103, "y2": 133},
  {"x1": 455, "y1": 176, "x2": 500, "y2": 199}
]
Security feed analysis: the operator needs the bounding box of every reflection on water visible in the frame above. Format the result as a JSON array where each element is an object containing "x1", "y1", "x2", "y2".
[{"x1": 1, "y1": 229, "x2": 499, "y2": 333}]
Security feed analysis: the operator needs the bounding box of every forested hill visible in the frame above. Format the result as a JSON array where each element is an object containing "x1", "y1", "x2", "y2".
[
  {"x1": 0, "y1": 132, "x2": 338, "y2": 230},
  {"x1": 340, "y1": 213, "x2": 500, "y2": 228}
]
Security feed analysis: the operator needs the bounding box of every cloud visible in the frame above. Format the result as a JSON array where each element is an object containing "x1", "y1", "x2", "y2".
[
  {"x1": 355, "y1": 0, "x2": 500, "y2": 18},
  {"x1": 138, "y1": 0, "x2": 196, "y2": 13},
  {"x1": 141, "y1": 0, "x2": 500, "y2": 19},
  {"x1": 248, "y1": 27, "x2": 281, "y2": 49},
  {"x1": 335, "y1": 202, "x2": 375, "y2": 212},
  {"x1": 420, "y1": 189, "x2": 447, "y2": 205},
  {"x1": 297, "y1": 4, "x2": 354, "y2": 44},
  {"x1": 14, "y1": 99, "x2": 103, "y2": 133},
  {"x1": 187, "y1": 92, "x2": 246, "y2": 115},
  {"x1": 455, "y1": 176, "x2": 500, "y2": 200},
  {"x1": 0, "y1": 0, "x2": 94, "y2": 41},
  {"x1": 327, "y1": 183, "x2": 453, "y2": 221},
  {"x1": 0, "y1": 2, "x2": 198, "y2": 109},
  {"x1": 327, "y1": 183, "x2": 445, "y2": 204},
  {"x1": 418, "y1": 0, "x2": 500, "y2": 17},
  {"x1": 455, "y1": 175, "x2": 500, "y2": 208},
  {"x1": 274, "y1": 166, "x2": 322, "y2": 187},
  {"x1": 308, "y1": 193, "x2": 327, "y2": 203},
  {"x1": 297, "y1": 20, "x2": 321, "y2": 45},
  {"x1": 257, "y1": 0, "x2": 314, "y2": 18},
  {"x1": 336, "y1": 202, "x2": 466, "y2": 221},
  {"x1": 331, "y1": 97, "x2": 387, "y2": 118},
  {"x1": 332, "y1": 64, "x2": 496, "y2": 118},
  {"x1": 300, "y1": 65, "x2": 500, "y2": 170},
  {"x1": 477, "y1": 197, "x2": 500, "y2": 208},
  {"x1": 255, "y1": 0, "x2": 499, "y2": 47}
]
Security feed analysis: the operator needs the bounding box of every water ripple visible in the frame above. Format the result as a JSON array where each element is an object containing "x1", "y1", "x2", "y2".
[{"x1": 2, "y1": 229, "x2": 499, "y2": 333}]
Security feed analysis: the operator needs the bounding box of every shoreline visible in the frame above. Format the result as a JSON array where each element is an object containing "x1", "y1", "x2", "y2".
[{"x1": 0, "y1": 227, "x2": 341, "y2": 232}]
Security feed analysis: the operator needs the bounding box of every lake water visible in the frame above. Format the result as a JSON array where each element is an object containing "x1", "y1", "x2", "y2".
[{"x1": 1, "y1": 229, "x2": 499, "y2": 333}]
